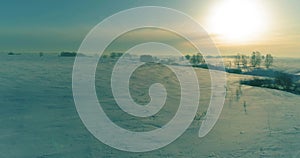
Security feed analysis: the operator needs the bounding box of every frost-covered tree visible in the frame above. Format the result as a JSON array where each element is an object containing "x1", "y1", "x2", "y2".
[
  {"x1": 250, "y1": 51, "x2": 262, "y2": 67},
  {"x1": 241, "y1": 55, "x2": 248, "y2": 68},
  {"x1": 234, "y1": 54, "x2": 241, "y2": 68},
  {"x1": 185, "y1": 54, "x2": 191, "y2": 60},
  {"x1": 190, "y1": 53, "x2": 204, "y2": 65},
  {"x1": 265, "y1": 54, "x2": 274, "y2": 68}
]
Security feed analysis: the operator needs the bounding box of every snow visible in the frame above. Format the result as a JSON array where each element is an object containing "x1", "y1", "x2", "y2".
[{"x1": 0, "y1": 53, "x2": 300, "y2": 157}]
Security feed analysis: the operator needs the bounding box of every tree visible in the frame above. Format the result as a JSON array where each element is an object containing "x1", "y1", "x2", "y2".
[
  {"x1": 250, "y1": 52, "x2": 256, "y2": 67},
  {"x1": 265, "y1": 54, "x2": 273, "y2": 68},
  {"x1": 110, "y1": 52, "x2": 117, "y2": 59},
  {"x1": 241, "y1": 55, "x2": 248, "y2": 68},
  {"x1": 234, "y1": 54, "x2": 241, "y2": 68},
  {"x1": 117, "y1": 52, "x2": 123, "y2": 57},
  {"x1": 198, "y1": 53, "x2": 205, "y2": 64},
  {"x1": 250, "y1": 51, "x2": 262, "y2": 67},
  {"x1": 185, "y1": 54, "x2": 191, "y2": 60},
  {"x1": 190, "y1": 53, "x2": 204, "y2": 65},
  {"x1": 190, "y1": 55, "x2": 198, "y2": 65}
]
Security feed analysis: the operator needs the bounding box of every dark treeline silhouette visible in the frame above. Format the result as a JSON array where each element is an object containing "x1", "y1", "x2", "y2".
[
  {"x1": 185, "y1": 53, "x2": 205, "y2": 66},
  {"x1": 7, "y1": 52, "x2": 21, "y2": 55},
  {"x1": 59, "y1": 52, "x2": 77, "y2": 57},
  {"x1": 240, "y1": 71, "x2": 300, "y2": 95}
]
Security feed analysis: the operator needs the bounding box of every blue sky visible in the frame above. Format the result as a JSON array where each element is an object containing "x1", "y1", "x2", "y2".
[{"x1": 0, "y1": 0, "x2": 299, "y2": 57}]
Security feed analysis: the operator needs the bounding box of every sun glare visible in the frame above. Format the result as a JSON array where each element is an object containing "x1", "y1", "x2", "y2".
[{"x1": 207, "y1": 0, "x2": 268, "y2": 43}]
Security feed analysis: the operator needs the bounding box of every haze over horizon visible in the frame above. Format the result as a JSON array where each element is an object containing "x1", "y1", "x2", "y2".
[{"x1": 1, "y1": 0, "x2": 300, "y2": 57}]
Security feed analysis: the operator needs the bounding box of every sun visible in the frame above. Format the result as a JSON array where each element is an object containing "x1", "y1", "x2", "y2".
[{"x1": 207, "y1": 0, "x2": 268, "y2": 43}]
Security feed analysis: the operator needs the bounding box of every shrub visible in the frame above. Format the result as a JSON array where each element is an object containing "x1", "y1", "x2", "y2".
[{"x1": 226, "y1": 68, "x2": 242, "y2": 74}]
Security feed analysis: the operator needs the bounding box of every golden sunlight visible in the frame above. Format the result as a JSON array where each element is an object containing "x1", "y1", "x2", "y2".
[{"x1": 207, "y1": 0, "x2": 268, "y2": 43}]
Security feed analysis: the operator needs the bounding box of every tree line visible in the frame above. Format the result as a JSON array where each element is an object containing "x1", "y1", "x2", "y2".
[
  {"x1": 234, "y1": 51, "x2": 273, "y2": 69},
  {"x1": 185, "y1": 51, "x2": 274, "y2": 69},
  {"x1": 184, "y1": 53, "x2": 205, "y2": 65}
]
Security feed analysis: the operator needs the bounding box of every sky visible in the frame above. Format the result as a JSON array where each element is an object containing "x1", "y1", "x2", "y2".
[{"x1": 0, "y1": 0, "x2": 300, "y2": 57}]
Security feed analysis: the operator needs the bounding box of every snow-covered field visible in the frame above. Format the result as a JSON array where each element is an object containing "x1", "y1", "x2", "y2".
[
  {"x1": 272, "y1": 58, "x2": 300, "y2": 75},
  {"x1": 0, "y1": 53, "x2": 300, "y2": 157}
]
